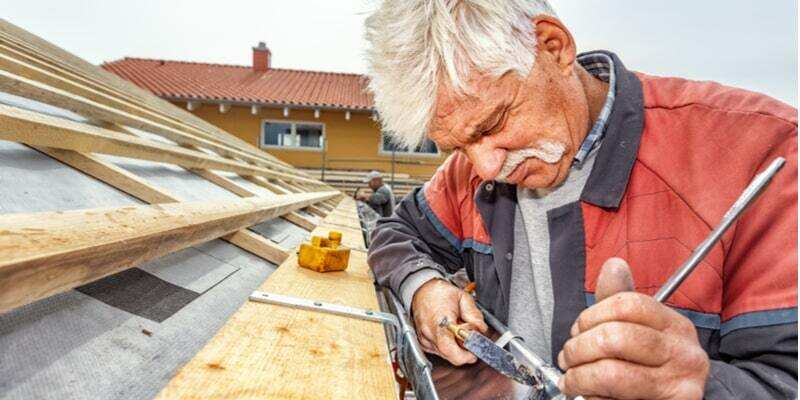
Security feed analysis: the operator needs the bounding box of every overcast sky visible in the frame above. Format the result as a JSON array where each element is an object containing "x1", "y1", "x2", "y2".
[{"x1": 4, "y1": 0, "x2": 797, "y2": 105}]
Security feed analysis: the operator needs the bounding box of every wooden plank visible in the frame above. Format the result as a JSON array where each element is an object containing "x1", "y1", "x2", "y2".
[
  {"x1": 0, "y1": 19, "x2": 270, "y2": 159},
  {"x1": 35, "y1": 146, "x2": 290, "y2": 264},
  {"x1": 281, "y1": 211, "x2": 318, "y2": 231},
  {"x1": 0, "y1": 67, "x2": 321, "y2": 185},
  {"x1": 244, "y1": 175, "x2": 333, "y2": 219},
  {"x1": 0, "y1": 53, "x2": 317, "y2": 183},
  {"x1": 189, "y1": 168, "x2": 258, "y2": 198},
  {"x1": 0, "y1": 191, "x2": 338, "y2": 313},
  {"x1": 223, "y1": 229, "x2": 289, "y2": 264},
  {"x1": 243, "y1": 175, "x2": 293, "y2": 195},
  {"x1": 189, "y1": 168, "x2": 319, "y2": 231},
  {"x1": 157, "y1": 198, "x2": 395, "y2": 400},
  {"x1": 274, "y1": 180, "x2": 334, "y2": 217},
  {"x1": 0, "y1": 20, "x2": 323, "y2": 190},
  {"x1": 0, "y1": 103, "x2": 311, "y2": 180}
]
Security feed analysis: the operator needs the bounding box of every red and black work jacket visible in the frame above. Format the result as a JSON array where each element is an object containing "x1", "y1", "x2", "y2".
[{"x1": 367, "y1": 51, "x2": 797, "y2": 398}]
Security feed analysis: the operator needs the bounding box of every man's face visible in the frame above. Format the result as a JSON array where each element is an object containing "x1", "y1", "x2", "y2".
[
  {"x1": 428, "y1": 51, "x2": 590, "y2": 189},
  {"x1": 369, "y1": 177, "x2": 382, "y2": 190}
]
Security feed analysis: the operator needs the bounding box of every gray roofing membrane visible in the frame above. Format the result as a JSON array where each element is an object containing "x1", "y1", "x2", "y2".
[{"x1": 0, "y1": 90, "x2": 311, "y2": 399}]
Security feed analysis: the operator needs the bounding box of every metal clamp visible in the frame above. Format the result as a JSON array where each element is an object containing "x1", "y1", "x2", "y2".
[
  {"x1": 249, "y1": 291, "x2": 399, "y2": 328},
  {"x1": 494, "y1": 331, "x2": 519, "y2": 349}
]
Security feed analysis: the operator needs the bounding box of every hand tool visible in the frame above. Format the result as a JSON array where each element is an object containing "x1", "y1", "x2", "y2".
[{"x1": 439, "y1": 317, "x2": 543, "y2": 388}]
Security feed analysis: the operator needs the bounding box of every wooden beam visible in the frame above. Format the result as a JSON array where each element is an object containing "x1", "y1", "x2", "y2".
[
  {"x1": 219, "y1": 103, "x2": 230, "y2": 114},
  {"x1": 223, "y1": 230, "x2": 288, "y2": 264},
  {"x1": 243, "y1": 175, "x2": 293, "y2": 195},
  {"x1": 0, "y1": 66, "x2": 319, "y2": 184},
  {"x1": 156, "y1": 198, "x2": 396, "y2": 399},
  {"x1": 242, "y1": 175, "x2": 331, "y2": 222},
  {"x1": 189, "y1": 168, "x2": 258, "y2": 198},
  {"x1": 35, "y1": 146, "x2": 291, "y2": 265},
  {"x1": 187, "y1": 101, "x2": 200, "y2": 111},
  {"x1": 190, "y1": 168, "x2": 318, "y2": 231},
  {"x1": 251, "y1": 105, "x2": 260, "y2": 115},
  {"x1": 0, "y1": 191, "x2": 338, "y2": 313},
  {"x1": 0, "y1": 103, "x2": 318, "y2": 182},
  {"x1": 280, "y1": 212, "x2": 317, "y2": 231},
  {"x1": 0, "y1": 21, "x2": 277, "y2": 163}
]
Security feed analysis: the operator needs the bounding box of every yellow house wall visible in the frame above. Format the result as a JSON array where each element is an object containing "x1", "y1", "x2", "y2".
[{"x1": 180, "y1": 102, "x2": 447, "y2": 179}]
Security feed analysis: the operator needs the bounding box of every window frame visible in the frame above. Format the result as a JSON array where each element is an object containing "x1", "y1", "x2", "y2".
[
  {"x1": 260, "y1": 119, "x2": 325, "y2": 152},
  {"x1": 378, "y1": 131, "x2": 440, "y2": 157}
]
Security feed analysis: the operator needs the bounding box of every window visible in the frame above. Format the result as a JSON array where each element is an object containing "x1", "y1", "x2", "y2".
[
  {"x1": 261, "y1": 120, "x2": 324, "y2": 150},
  {"x1": 381, "y1": 132, "x2": 439, "y2": 155}
]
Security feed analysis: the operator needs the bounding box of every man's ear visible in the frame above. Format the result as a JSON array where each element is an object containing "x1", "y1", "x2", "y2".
[{"x1": 533, "y1": 16, "x2": 577, "y2": 76}]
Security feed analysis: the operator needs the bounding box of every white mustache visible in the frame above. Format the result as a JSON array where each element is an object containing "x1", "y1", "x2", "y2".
[{"x1": 495, "y1": 141, "x2": 566, "y2": 182}]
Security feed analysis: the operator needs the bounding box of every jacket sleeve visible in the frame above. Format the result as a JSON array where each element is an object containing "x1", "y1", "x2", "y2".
[
  {"x1": 367, "y1": 186, "x2": 471, "y2": 309},
  {"x1": 705, "y1": 132, "x2": 797, "y2": 398},
  {"x1": 368, "y1": 186, "x2": 390, "y2": 207}
]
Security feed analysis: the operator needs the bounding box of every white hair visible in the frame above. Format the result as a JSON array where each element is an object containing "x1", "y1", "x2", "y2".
[{"x1": 365, "y1": 0, "x2": 556, "y2": 149}]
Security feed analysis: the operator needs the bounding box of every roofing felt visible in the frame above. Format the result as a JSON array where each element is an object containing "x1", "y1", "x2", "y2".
[
  {"x1": 102, "y1": 57, "x2": 374, "y2": 110},
  {"x1": 0, "y1": 92, "x2": 315, "y2": 399}
]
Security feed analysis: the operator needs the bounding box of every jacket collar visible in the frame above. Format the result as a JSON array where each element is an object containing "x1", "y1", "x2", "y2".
[{"x1": 579, "y1": 50, "x2": 645, "y2": 208}]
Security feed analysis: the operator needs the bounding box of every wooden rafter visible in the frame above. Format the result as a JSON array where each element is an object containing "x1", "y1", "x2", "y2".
[
  {"x1": 0, "y1": 66, "x2": 325, "y2": 185},
  {"x1": 0, "y1": 103, "x2": 317, "y2": 180},
  {"x1": 0, "y1": 191, "x2": 338, "y2": 313},
  {"x1": 189, "y1": 168, "x2": 319, "y2": 231},
  {"x1": 36, "y1": 146, "x2": 291, "y2": 265},
  {"x1": 0, "y1": 21, "x2": 321, "y2": 184}
]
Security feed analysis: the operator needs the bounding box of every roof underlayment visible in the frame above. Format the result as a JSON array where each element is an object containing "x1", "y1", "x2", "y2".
[{"x1": 0, "y1": 91, "x2": 314, "y2": 399}]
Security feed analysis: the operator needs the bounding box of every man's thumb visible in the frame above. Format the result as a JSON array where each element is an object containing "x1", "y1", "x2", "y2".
[
  {"x1": 595, "y1": 257, "x2": 635, "y2": 302},
  {"x1": 458, "y1": 294, "x2": 488, "y2": 333}
]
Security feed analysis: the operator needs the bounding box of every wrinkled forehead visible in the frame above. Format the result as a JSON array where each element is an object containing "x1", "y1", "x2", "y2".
[{"x1": 429, "y1": 71, "x2": 520, "y2": 148}]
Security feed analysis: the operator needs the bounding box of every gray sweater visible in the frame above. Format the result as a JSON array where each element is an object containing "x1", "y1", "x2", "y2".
[{"x1": 509, "y1": 146, "x2": 598, "y2": 363}]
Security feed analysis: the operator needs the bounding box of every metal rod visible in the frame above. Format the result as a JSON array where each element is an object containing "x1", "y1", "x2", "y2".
[
  {"x1": 383, "y1": 288, "x2": 440, "y2": 400},
  {"x1": 248, "y1": 291, "x2": 399, "y2": 327},
  {"x1": 654, "y1": 157, "x2": 785, "y2": 302}
]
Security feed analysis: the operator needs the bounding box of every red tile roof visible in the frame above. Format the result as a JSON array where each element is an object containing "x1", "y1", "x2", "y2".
[{"x1": 102, "y1": 57, "x2": 374, "y2": 111}]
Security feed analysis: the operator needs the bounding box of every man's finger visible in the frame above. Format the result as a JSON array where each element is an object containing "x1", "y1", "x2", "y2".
[
  {"x1": 458, "y1": 293, "x2": 488, "y2": 333},
  {"x1": 574, "y1": 292, "x2": 671, "y2": 335},
  {"x1": 436, "y1": 334, "x2": 477, "y2": 365},
  {"x1": 559, "y1": 358, "x2": 660, "y2": 399},
  {"x1": 418, "y1": 335, "x2": 438, "y2": 354},
  {"x1": 435, "y1": 319, "x2": 478, "y2": 366},
  {"x1": 558, "y1": 321, "x2": 669, "y2": 369},
  {"x1": 595, "y1": 257, "x2": 635, "y2": 302}
]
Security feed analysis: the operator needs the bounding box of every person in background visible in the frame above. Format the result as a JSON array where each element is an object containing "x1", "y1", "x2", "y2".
[{"x1": 356, "y1": 170, "x2": 395, "y2": 217}]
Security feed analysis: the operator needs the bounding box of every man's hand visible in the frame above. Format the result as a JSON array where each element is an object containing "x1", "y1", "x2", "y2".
[
  {"x1": 356, "y1": 193, "x2": 369, "y2": 201},
  {"x1": 557, "y1": 258, "x2": 710, "y2": 399},
  {"x1": 411, "y1": 279, "x2": 488, "y2": 365}
]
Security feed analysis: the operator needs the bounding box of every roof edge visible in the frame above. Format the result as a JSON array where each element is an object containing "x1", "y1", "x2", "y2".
[{"x1": 102, "y1": 57, "x2": 369, "y2": 79}]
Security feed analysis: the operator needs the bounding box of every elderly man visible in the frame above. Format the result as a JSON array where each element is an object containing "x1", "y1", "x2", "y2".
[
  {"x1": 365, "y1": 1, "x2": 797, "y2": 399},
  {"x1": 356, "y1": 170, "x2": 395, "y2": 217}
]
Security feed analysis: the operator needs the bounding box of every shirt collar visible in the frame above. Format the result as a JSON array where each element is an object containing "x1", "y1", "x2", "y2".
[{"x1": 573, "y1": 52, "x2": 617, "y2": 166}]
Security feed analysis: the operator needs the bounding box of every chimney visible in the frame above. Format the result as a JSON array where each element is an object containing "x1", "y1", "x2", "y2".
[{"x1": 252, "y1": 41, "x2": 271, "y2": 72}]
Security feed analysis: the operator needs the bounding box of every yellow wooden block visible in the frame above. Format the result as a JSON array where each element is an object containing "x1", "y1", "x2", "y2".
[{"x1": 297, "y1": 231, "x2": 350, "y2": 272}]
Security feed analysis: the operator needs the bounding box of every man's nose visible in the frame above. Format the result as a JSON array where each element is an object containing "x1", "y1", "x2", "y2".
[{"x1": 464, "y1": 141, "x2": 506, "y2": 181}]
